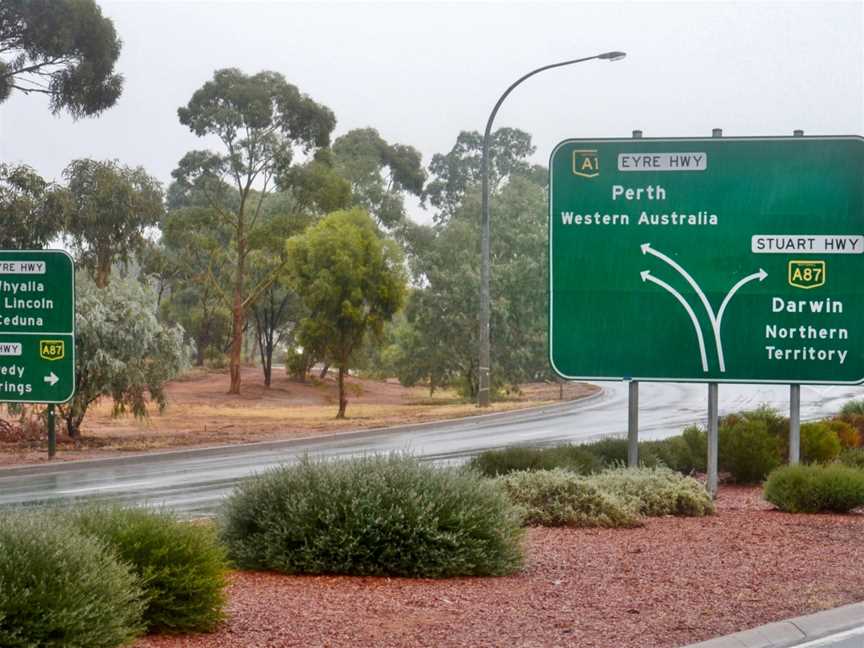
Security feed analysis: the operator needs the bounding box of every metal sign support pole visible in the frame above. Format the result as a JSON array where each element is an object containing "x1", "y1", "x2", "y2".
[
  {"x1": 626, "y1": 128, "x2": 643, "y2": 469},
  {"x1": 707, "y1": 382, "x2": 719, "y2": 496},
  {"x1": 789, "y1": 384, "x2": 801, "y2": 464},
  {"x1": 627, "y1": 380, "x2": 639, "y2": 467},
  {"x1": 788, "y1": 129, "x2": 804, "y2": 466},
  {"x1": 47, "y1": 404, "x2": 56, "y2": 460}
]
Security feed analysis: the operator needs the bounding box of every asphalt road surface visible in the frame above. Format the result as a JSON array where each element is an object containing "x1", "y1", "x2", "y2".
[{"x1": 1, "y1": 381, "x2": 862, "y2": 516}]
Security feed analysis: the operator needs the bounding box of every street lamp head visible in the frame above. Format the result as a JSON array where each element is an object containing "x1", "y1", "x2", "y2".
[{"x1": 598, "y1": 51, "x2": 627, "y2": 61}]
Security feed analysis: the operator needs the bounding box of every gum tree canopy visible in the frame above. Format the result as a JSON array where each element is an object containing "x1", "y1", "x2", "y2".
[
  {"x1": 0, "y1": 0, "x2": 123, "y2": 117},
  {"x1": 175, "y1": 68, "x2": 336, "y2": 394}
]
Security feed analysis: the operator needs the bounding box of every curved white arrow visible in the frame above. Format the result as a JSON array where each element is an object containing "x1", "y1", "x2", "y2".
[
  {"x1": 641, "y1": 270, "x2": 709, "y2": 372},
  {"x1": 641, "y1": 243, "x2": 766, "y2": 373},
  {"x1": 717, "y1": 268, "x2": 768, "y2": 330}
]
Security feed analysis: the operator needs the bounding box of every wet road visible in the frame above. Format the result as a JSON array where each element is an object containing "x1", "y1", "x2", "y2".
[{"x1": 1, "y1": 381, "x2": 861, "y2": 516}]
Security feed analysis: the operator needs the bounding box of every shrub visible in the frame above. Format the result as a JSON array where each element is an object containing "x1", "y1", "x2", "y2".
[
  {"x1": 219, "y1": 454, "x2": 523, "y2": 577},
  {"x1": 70, "y1": 507, "x2": 228, "y2": 634},
  {"x1": 467, "y1": 444, "x2": 602, "y2": 477},
  {"x1": 838, "y1": 413, "x2": 864, "y2": 447},
  {"x1": 639, "y1": 427, "x2": 706, "y2": 473},
  {"x1": 839, "y1": 447, "x2": 864, "y2": 469},
  {"x1": 827, "y1": 418, "x2": 862, "y2": 449},
  {"x1": 799, "y1": 421, "x2": 842, "y2": 464},
  {"x1": 586, "y1": 467, "x2": 715, "y2": 517},
  {"x1": 0, "y1": 512, "x2": 145, "y2": 648},
  {"x1": 764, "y1": 463, "x2": 864, "y2": 513},
  {"x1": 840, "y1": 399, "x2": 864, "y2": 416},
  {"x1": 498, "y1": 469, "x2": 641, "y2": 528},
  {"x1": 719, "y1": 416, "x2": 782, "y2": 483},
  {"x1": 580, "y1": 437, "x2": 630, "y2": 465}
]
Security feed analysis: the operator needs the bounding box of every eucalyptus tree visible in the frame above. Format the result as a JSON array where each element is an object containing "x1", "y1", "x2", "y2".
[
  {"x1": 174, "y1": 68, "x2": 336, "y2": 393},
  {"x1": 0, "y1": 0, "x2": 123, "y2": 117},
  {"x1": 286, "y1": 209, "x2": 406, "y2": 418},
  {"x1": 63, "y1": 159, "x2": 164, "y2": 288},
  {"x1": 0, "y1": 164, "x2": 65, "y2": 249},
  {"x1": 332, "y1": 128, "x2": 425, "y2": 230}
]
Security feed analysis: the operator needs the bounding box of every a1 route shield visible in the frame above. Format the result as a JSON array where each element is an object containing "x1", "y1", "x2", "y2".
[
  {"x1": 0, "y1": 250, "x2": 75, "y2": 403},
  {"x1": 549, "y1": 136, "x2": 864, "y2": 384}
]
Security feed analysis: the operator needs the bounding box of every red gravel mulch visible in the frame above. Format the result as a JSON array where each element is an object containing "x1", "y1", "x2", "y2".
[{"x1": 136, "y1": 486, "x2": 864, "y2": 648}]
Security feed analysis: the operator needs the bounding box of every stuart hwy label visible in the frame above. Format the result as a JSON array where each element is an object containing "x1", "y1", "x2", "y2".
[
  {"x1": 0, "y1": 251, "x2": 75, "y2": 403},
  {"x1": 549, "y1": 136, "x2": 864, "y2": 384}
]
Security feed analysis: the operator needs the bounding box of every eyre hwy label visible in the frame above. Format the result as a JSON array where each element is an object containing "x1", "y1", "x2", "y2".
[
  {"x1": 0, "y1": 251, "x2": 75, "y2": 403},
  {"x1": 549, "y1": 136, "x2": 864, "y2": 384}
]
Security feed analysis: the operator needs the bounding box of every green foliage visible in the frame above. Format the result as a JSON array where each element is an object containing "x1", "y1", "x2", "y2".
[
  {"x1": 332, "y1": 128, "x2": 425, "y2": 229},
  {"x1": 0, "y1": 511, "x2": 145, "y2": 648},
  {"x1": 719, "y1": 416, "x2": 782, "y2": 483},
  {"x1": 764, "y1": 463, "x2": 864, "y2": 513},
  {"x1": 60, "y1": 275, "x2": 191, "y2": 437},
  {"x1": 468, "y1": 444, "x2": 603, "y2": 477},
  {"x1": 586, "y1": 467, "x2": 715, "y2": 517},
  {"x1": 286, "y1": 209, "x2": 406, "y2": 417},
  {"x1": 0, "y1": 0, "x2": 123, "y2": 116},
  {"x1": 639, "y1": 426, "x2": 706, "y2": 473},
  {"x1": 800, "y1": 421, "x2": 842, "y2": 464},
  {"x1": 70, "y1": 507, "x2": 228, "y2": 634},
  {"x1": 827, "y1": 418, "x2": 862, "y2": 449},
  {"x1": 0, "y1": 164, "x2": 66, "y2": 248},
  {"x1": 579, "y1": 437, "x2": 630, "y2": 465},
  {"x1": 175, "y1": 67, "x2": 337, "y2": 393},
  {"x1": 219, "y1": 454, "x2": 523, "y2": 577},
  {"x1": 498, "y1": 469, "x2": 642, "y2": 528},
  {"x1": 840, "y1": 399, "x2": 864, "y2": 416},
  {"x1": 839, "y1": 447, "x2": 864, "y2": 469},
  {"x1": 63, "y1": 159, "x2": 164, "y2": 287}
]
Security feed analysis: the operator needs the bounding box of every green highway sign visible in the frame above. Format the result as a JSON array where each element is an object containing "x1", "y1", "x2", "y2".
[
  {"x1": 549, "y1": 136, "x2": 864, "y2": 384},
  {"x1": 0, "y1": 251, "x2": 75, "y2": 403}
]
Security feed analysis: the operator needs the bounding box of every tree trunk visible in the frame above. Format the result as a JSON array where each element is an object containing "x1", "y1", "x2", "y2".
[
  {"x1": 229, "y1": 228, "x2": 246, "y2": 394},
  {"x1": 95, "y1": 259, "x2": 111, "y2": 289},
  {"x1": 336, "y1": 366, "x2": 347, "y2": 418},
  {"x1": 319, "y1": 363, "x2": 329, "y2": 379}
]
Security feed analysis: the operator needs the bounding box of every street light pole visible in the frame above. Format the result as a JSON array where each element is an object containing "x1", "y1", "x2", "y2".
[{"x1": 478, "y1": 51, "x2": 627, "y2": 406}]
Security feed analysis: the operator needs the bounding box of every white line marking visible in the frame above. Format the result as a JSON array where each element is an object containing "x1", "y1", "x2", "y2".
[{"x1": 641, "y1": 270, "x2": 709, "y2": 372}]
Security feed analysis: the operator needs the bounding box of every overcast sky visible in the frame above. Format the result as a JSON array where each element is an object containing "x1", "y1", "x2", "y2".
[{"x1": 1, "y1": 0, "x2": 862, "y2": 224}]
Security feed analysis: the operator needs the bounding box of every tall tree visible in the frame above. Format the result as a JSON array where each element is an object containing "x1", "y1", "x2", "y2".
[
  {"x1": 0, "y1": 163, "x2": 65, "y2": 248},
  {"x1": 332, "y1": 128, "x2": 425, "y2": 230},
  {"x1": 175, "y1": 68, "x2": 336, "y2": 393},
  {"x1": 63, "y1": 159, "x2": 164, "y2": 288},
  {"x1": 0, "y1": 0, "x2": 123, "y2": 117},
  {"x1": 286, "y1": 209, "x2": 406, "y2": 418},
  {"x1": 424, "y1": 128, "x2": 541, "y2": 222}
]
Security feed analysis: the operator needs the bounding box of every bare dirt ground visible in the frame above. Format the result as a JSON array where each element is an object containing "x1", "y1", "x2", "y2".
[
  {"x1": 136, "y1": 486, "x2": 864, "y2": 648},
  {"x1": 0, "y1": 367, "x2": 597, "y2": 466}
]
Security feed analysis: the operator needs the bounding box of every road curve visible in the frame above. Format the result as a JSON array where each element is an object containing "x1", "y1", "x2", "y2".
[{"x1": 0, "y1": 381, "x2": 861, "y2": 516}]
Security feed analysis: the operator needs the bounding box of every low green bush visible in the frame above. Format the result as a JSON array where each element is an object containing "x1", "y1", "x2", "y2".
[
  {"x1": 839, "y1": 447, "x2": 864, "y2": 469},
  {"x1": 800, "y1": 421, "x2": 842, "y2": 464},
  {"x1": 827, "y1": 418, "x2": 862, "y2": 449},
  {"x1": 579, "y1": 437, "x2": 630, "y2": 465},
  {"x1": 719, "y1": 416, "x2": 782, "y2": 483},
  {"x1": 638, "y1": 427, "x2": 706, "y2": 473},
  {"x1": 840, "y1": 399, "x2": 864, "y2": 416},
  {"x1": 498, "y1": 469, "x2": 641, "y2": 528},
  {"x1": 586, "y1": 466, "x2": 714, "y2": 517},
  {"x1": 467, "y1": 444, "x2": 602, "y2": 477},
  {"x1": 219, "y1": 454, "x2": 524, "y2": 577},
  {"x1": 764, "y1": 463, "x2": 864, "y2": 513},
  {"x1": 71, "y1": 507, "x2": 228, "y2": 634},
  {"x1": 0, "y1": 512, "x2": 145, "y2": 648}
]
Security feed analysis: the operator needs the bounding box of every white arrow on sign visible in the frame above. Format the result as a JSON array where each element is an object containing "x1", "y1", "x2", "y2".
[
  {"x1": 641, "y1": 270, "x2": 709, "y2": 372},
  {"x1": 44, "y1": 372, "x2": 59, "y2": 386}
]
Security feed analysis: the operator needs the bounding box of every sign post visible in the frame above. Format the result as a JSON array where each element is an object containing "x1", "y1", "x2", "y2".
[
  {"x1": 549, "y1": 135, "x2": 864, "y2": 488},
  {"x1": 0, "y1": 251, "x2": 75, "y2": 457}
]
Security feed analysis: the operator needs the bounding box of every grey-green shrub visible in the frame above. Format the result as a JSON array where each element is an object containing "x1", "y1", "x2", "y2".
[
  {"x1": 498, "y1": 469, "x2": 642, "y2": 528},
  {"x1": 800, "y1": 421, "x2": 842, "y2": 464},
  {"x1": 70, "y1": 507, "x2": 228, "y2": 634},
  {"x1": 585, "y1": 466, "x2": 714, "y2": 517},
  {"x1": 719, "y1": 416, "x2": 782, "y2": 483},
  {"x1": 467, "y1": 444, "x2": 602, "y2": 477},
  {"x1": 764, "y1": 463, "x2": 864, "y2": 513},
  {"x1": 840, "y1": 447, "x2": 864, "y2": 469},
  {"x1": 0, "y1": 512, "x2": 145, "y2": 648},
  {"x1": 219, "y1": 454, "x2": 524, "y2": 577}
]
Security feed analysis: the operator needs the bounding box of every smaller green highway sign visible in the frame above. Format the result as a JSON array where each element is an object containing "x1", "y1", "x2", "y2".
[
  {"x1": 0, "y1": 251, "x2": 75, "y2": 403},
  {"x1": 549, "y1": 136, "x2": 864, "y2": 384}
]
